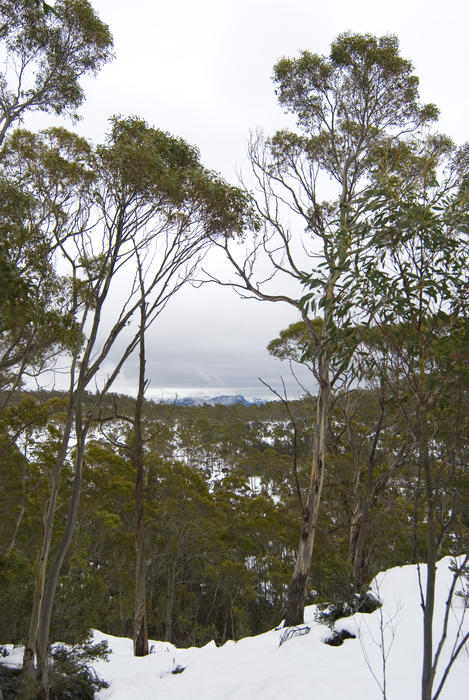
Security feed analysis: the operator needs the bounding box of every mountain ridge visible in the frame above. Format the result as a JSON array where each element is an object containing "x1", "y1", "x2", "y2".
[{"x1": 170, "y1": 394, "x2": 266, "y2": 407}]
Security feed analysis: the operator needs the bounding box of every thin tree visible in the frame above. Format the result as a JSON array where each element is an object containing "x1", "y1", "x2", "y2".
[{"x1": 132, "y1": 249, "x2": 150, "y2": 656}]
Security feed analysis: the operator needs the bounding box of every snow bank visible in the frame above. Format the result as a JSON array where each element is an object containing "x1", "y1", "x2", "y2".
[
  {"x1": 90, "y1": 556, "x2": 468, "y2": 699},
  {"x1": 2, "y1": 557, "x2": 467, "y2": 699}
]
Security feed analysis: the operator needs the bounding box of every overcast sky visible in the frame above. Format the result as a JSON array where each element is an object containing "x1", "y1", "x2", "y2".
[{"x1": 28, "y1": 0, "x2": 469, "y2": 400}]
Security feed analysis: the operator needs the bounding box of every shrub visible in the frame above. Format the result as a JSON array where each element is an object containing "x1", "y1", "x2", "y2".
[
  {"x1": 315, "y1": 591, "x2": 381, "y2": 627},
  {"x1": 0, "y1": 636, "x2": 110, "y2": 700},
  {"x1": 48, "y1": 636, "x2": 110, "y2": 699}
]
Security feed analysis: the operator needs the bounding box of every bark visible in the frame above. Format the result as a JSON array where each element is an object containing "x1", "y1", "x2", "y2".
[
  {"x1": 284, "y1": 176, "x2": 348, "y2": 625},
  {"x1": 22, "y1": 230, "x2": 131, "y2": 695},
  {"x1": 22, "y1": 398, "x2": 75, "y2": 684},
  {"x1": 133, "y1": 303, "x2": 149, "y2": 657},
  {"x1": 349, "y1": 504, "x2": 367, "y2": 586},
  {"x1": 285, "y1": 338, "x2": 330, "y2": 626},
  {"x1": 205, "y1": 582, "x2": 221, "y2": 627},
  {"x1": 35, "y1": 397, "x2": 87, "y2": 699},
  {"x1": 133, "y1": 497, "x2": 149, "y2": 654},
  {"x1": 420, "y1": 405, "x2": 437, "y2": 700},
  {"x1": 347, "y1": 396, "x2": 367, "y2": 587},
  {"x1": 7, "y1": 502, "x2": 25, "y2": 554},
  {"x1": 7, "y1": 447, "x2": 27, "y2": 554},
  {"x1": 165, "y1": 562, "x2": 177, "y2": 642},
  {"x1": 349, "y1": 398, "x2": 385, "y2": 588}
]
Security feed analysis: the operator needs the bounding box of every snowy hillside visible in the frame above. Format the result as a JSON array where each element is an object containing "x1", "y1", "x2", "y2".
[
  {"x1": 93, "y1": 556, "x2": 467, "y2": 699},
  {"x1": 76, "y1": 557, "x2": 469, "y2": 699},
  {"x1": 3, "y1": 557, "x2": 467, "y2": 699}
]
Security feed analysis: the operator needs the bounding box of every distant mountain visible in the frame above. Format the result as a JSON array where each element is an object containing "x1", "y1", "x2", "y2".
[{"x1": 172, "y1": 395, "x2": 266, "y2": 407}]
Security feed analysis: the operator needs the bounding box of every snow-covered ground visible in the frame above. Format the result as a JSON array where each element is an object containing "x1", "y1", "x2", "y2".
[{"x1": 3, "y1": 557, "x2": 468, "y2": 699}]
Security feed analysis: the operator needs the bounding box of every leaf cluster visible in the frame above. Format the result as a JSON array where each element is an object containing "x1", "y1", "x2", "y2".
[{"x1": 0, "y1": 0, "x2": 113, "y2": 130}]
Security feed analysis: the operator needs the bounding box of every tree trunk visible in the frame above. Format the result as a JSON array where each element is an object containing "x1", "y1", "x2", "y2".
[
  {"x1": 165, "y1": 561, "x2": 178, "y2": 642},
  {"x1": 7, "y1": 442, "x2": 28, "y2": 554},
  {"x1": 349, "y1": 504, "x2": 367, "y2": 584},
  {"x1": 22, "y1": 400, "x2": 75, "y2": 686},
  {"x1": 35, "y1": 400, "x2": 87, "y2": 699},
  {"x1": 348, "y1": 405, "x2": 367, "y2": 588},
  {"x1": 285, "y1": 346, "x2": 330, "y2": 626},
  {"x1": 133, "y1": 534, "x2": 149, "y2": 655},
  {"x1": 133, "y1": 307, "x2": 149, "y2": 657},
  {"x1": 420, "y1": 406, "x2": 437, "y2": 700},
  {"x1": 349, "y1": 393, "x2": 385, "y2": 588}
]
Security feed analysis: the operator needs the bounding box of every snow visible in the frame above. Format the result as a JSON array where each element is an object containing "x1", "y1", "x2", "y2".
[
  {"x1": 3, "y1": 557, "x2": 468, "y2": 699},
  {"x1": 92, "y1": 556, "x2": 468, "y2": 699}
]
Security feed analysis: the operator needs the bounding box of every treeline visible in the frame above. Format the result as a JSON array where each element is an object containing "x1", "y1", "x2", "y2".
[{"x1": 1, "y1": 384, "x2": 466, "y2": 648}]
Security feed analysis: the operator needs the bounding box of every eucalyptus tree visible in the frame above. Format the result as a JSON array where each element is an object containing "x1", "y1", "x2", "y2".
[
  {"x1": 0, "y1": 130, "x2": 87, "y2": 416},
  {"x1": 0, "y1": 0, "x2": 113, "y2": 371},
  {"x1": 7, "y1": 117, "x2": 255, "y2": 697},
  {"x1": 206, "y1": 33, "x2": 436, "y2": 625},
  {"x1": 0, "y1": 0, "x2": 113, "y2": 147},
  {"x1": 99, "y1": 117, "x2": 256, "y2": 658},
  {"x1": 0, "y1": 0, "x2": 112, "y2": 416},
  {"x1": 342, "y1": 133, "x2": 469, "y2": 699},
  {"x1": 130, "y1": 249, "x2": 150, "y2": 657}
]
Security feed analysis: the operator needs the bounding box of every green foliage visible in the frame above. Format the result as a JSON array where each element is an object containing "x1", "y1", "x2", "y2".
[
  {"x1": 273, "y1": 32, "x2": 435, "y2": 176},
  {"x1": 48, "y1": 637, "x2": 110, "y2": 699},
  {"x1": 0, "y1": 129, "x2": 89, "y2": 390},
  {"x1": 344, "y1": 134, "x2": 468, "y2": 322},
  {"x1": 0, "y1": 550, "x2": 35, "y2": 644},
  {"x1": 96, "y1": 115, "x2": 258, "y2": 238},
  {"x1": 0, "y1": 244, "x2": 31, "y2": 332},
  {"x1": 270, "y1": 34, "x2": 439, "y2": 332},
  {"x1": 267, "y1": 319, "x2": 320, "y2": 363},
  {"x1": 0, "y1": 20, "x2": 466, "y2": 674},
  {"x1": 0, "y1": 662, "x2": 27, "y2": 700},
  {"x1": 96, "y1": 116, "x2": 201, "y2": 202},
  {"x1": 0, "y1": 636, "x2": 109, "y2": 699},
  {"x1": 1, "y1": 386, "x2": 466, "y2": 648},
  {"x1": 0, "y1": 0, "x2": 113, "y2": 138},
  {"x1": 274, "y1": 32, "x2": 433, "y2": 133}
]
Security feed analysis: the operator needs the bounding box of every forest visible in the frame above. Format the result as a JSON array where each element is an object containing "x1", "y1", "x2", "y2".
[{"x1": 0, "y1": 1, "x2": 468, "y2": 699}]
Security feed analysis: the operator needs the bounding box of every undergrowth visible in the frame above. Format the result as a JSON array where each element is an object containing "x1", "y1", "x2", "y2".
[
  {"x1": 0, "y1": 635, "x2": 109, "y2": 699},
  {"x1": 315, "y1": 590, "x2": 381, "y2": 628}
]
